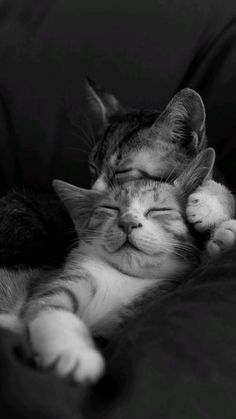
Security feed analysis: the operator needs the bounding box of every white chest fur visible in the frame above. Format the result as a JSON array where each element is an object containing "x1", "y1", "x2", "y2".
[{"x1": 71, "y1": 257, "x2": 158, "y2": 336}]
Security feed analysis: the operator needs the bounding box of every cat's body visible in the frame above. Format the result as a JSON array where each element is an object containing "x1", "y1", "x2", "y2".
[
  {"x1": 0, "y1": 84, "x2": 233, "y2": 269},
  {"x1": 0, "y1": 84, "x2": 235, "y2": 384},
  {"x1": 0, "y1": 149, "x2": 216, "y2": 383}
]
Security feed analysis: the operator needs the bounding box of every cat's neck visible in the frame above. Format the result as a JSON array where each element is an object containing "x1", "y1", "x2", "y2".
[{"x1": 66, "y1": 241, "x2": 159, "y2": 335}]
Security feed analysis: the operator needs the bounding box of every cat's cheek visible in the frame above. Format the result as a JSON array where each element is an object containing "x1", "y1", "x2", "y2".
[{"x1": 88, "y1": 213, "x2": 110, "y2": 229}]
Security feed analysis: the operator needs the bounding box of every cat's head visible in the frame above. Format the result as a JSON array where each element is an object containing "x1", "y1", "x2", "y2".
[
  {"x1": 87, "y1": 79, "x2": 207, "y2": 191},
  {"x1": 54, "y1": 148, "x2": 214, "y2": 279}
]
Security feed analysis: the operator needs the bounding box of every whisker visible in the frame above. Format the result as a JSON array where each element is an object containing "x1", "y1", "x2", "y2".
[
  {"x1": 79, "y1": 112, "x2": 97, "y2": 146},
  {"x1": 164, "y1": 239, "x2": 201, "y2": 258},
  {"x1": 102, "y1": 161, "x2": 119, "y2": 191},
  {"x1": 62, "y1": 94, "x2": 97, "y2": 147},
  {"x1": 70, "y1": 122, "x2": 94, "y2": 149},
  {"x1": 58, "y1": 145, "x2": 89, "y2": 155},
  {"x1": 165, "y1": 166, "x2": 177, "y2": 184}
]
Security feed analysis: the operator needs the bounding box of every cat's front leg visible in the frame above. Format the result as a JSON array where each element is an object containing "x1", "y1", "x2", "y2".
[
  {"x1": 28, "y1": 308, "x2": 105, "y2": 383},
  {"x1": 186, "y1": 180, "x2": 235, "y2": 232}
]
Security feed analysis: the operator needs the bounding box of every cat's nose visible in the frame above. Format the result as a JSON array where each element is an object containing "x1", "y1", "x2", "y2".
[{"x1": 119, "y1": 215, "x2": 142, "y2": 234}]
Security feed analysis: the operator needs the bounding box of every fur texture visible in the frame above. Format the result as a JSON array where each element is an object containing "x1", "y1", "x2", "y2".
[
  {"x1": 0, "y1": 150, "x2": 217, "y2": 383},
  {"x1": 87, "y1": 80, "x2": 235, "y2": 237}
]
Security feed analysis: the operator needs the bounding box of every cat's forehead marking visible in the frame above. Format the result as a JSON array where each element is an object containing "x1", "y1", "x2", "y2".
[
  {"x1": 142, "y1": 187, "x2": 160, "y2": 203},
  {"x1": 91, "y1": 108, "x2": 193, "y2": 181},
  {"x1": 112, "y1": 180, "x2": 177, "y2": 209},
  {"x1": 99, "y1": 112, "x2": 157, "y2": 156},
  {"x1": 129, "y1": 149, "x2": 174, "y2": 173}
]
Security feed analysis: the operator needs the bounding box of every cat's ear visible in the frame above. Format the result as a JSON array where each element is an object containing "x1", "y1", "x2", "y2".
[
  {"x1": 153, "y1": 88, "x2": 206, "y2": 153},
  {"x1": 174, "y1": 148, "x2": 215, "y2": 195},
  {"x1": 86, "y1": 78, "x2": 122, "y2": 128},
  {"x1": 53, "y1": 180, "x2": 103, "y2": 231}
]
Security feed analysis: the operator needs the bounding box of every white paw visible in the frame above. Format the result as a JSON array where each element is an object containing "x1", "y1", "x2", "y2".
[
  {"x1": 29, "y1": 310, "x2": 105, "y2": 383},
  {"x1": 186, "y1": 188, "x2": 228, "y2": 232},
  {"x1": 37, "y1": 344, "x2": 105, "y2": 383},
  {"x1": 207, "y1": 219, "x2": 236, "y2": 257}
]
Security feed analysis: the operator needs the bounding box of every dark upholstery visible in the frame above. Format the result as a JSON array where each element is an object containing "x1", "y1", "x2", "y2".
[
  {"x1": 0, "y1": 1, "x2": 236, "y2": 418},
  {"x1": 0, "y1": 0, "x2": 236, "y2": 192}
]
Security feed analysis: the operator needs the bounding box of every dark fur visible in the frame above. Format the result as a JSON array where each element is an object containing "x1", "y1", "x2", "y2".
[{"x1": 0, "y1": 189, "x2": 76, "y2": 268}]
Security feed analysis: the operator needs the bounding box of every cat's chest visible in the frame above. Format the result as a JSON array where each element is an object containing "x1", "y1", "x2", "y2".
[{"x1": 78, "y1": 258, "x2": 156, "y2": 335}]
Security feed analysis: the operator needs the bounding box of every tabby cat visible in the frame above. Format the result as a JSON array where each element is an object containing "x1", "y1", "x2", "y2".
[
  {"x1": 0, "y1": 149, "x2": 216, "y2": 383},
  {"x1": 87, "y1": 79, "x2": 235, "y2": 255}
]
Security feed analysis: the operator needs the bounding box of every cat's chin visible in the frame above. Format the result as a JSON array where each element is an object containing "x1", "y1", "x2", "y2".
[
  {"x1": 101, "y1": 240, "x2": 142, "y2": 256},
  {"x1": 103, "y1": 239, "x2": 157, "y2": 257},
  {"x1": 118, "y1": 242, "x2": 142, "y2": 253},
  {"x1": 100, "y1": 244, "x2": 195, "y2": 279},
  {"x1": 99, "y1": 245, "x2": 163, "y2": 278}
]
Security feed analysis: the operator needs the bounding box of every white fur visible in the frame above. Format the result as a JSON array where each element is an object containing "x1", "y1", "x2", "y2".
[
  {"x1": 207, "y1": 219, "x2": 236, "y2": 256},
  {"x1": 186, "y1": 180, "x2": 234, "y2": 232},
  {"x1": 29, "y1": 309, "x2": 105, "y2": 383},
  {"x1": 29, "y1": 253, "x2": 158, "y2": 382},
  {"x1": 77, "y1": 255, "x2": 157, "y2": 335}
]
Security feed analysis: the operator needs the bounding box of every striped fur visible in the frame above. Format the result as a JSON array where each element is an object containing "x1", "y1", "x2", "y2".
[
  {"x1": 87, "y1": 81, "x2": 207, "y2": 190},
  {"x1": 0, "y1": 151, "x2": 213, "y2": 383},
  {"x1": 87, "y1": 80, "x2": 235, "y2": 234}
]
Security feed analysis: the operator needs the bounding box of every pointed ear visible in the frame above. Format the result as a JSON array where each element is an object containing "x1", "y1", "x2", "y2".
[
  {"x1": 86, "y1": 78, "x2": 122, "y2": 129},
  {"x1": 53, "y1": 180, "x2": 103, "y2": 231},
  {"x1": 153, "y1": 88, "x2": 206, "y2": 153},
  {"x1": 174, "y1": 148, "x2": 215, "y2": 196}
]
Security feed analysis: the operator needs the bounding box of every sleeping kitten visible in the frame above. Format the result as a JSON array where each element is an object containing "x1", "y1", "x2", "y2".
[
  {"x1": 0, "y1": 148, "x2": 218, "y2": 383},
  {"x1": 86, "y1": 80, "x2": 235, "y2": 254}
]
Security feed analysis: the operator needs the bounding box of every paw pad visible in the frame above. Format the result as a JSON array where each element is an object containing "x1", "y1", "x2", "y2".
[
  {"x1": 207, "y1": 219, "x2": 236, "y2": 257},
  {"x1": 187, "y1": 189, "x2": 228, "y2": 232}
]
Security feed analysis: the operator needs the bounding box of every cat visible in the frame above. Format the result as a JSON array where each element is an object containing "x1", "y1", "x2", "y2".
[
  {"x1": 0, "y1": 148, "x2": 222, "y2": 383},
  {"x1": 86, "y1": 79, "x2": 236, "y2": 255}
]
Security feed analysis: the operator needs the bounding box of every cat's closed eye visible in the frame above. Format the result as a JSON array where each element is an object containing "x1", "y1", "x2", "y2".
[
  {"x1": 115, "y1": 169, "x2": 143, "y2": 182},
  {"x1": 115, "y1": 169, "x2": 167, "y2": 183},
  {"x1": 145, "y1": 208, "x2": 175, "y2": 217},
  {"x1": 94, "y1": 206, "x2": 120, "y2": 216}
]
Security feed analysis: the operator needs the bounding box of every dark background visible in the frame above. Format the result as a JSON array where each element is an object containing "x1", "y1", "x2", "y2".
[
  {"x1": 1, "y1": 1, "x2": 236, "y2": 418},
  {"x1": 0, "y1": 0, "x2": 236, "y2": 192}
]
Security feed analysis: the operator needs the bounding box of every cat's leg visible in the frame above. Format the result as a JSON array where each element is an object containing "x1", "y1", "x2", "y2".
[
  {"x1": 186, "y1": 180, "x2": 235, "y2": 232},
  {"x1": 206, "y1": 219, "x2": 236, "y2": 257},
  {"x1": 25, "y1": 280, "x2": 105, "y2": 383},
  {"x1": 28, "y1": 308, "x2": 104, "y2": 383}
]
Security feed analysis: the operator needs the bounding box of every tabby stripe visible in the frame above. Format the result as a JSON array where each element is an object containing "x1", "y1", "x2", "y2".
[{"x1": 40, "y1": 287, "x2": 79, "y2": 313}]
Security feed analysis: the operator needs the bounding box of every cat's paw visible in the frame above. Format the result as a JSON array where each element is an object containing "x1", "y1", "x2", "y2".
[
  {"x1": 29, "y1": 311, "x2": 105, "y2": 383},
  {"x1": 38, "y1": 344, "x2": 105, "y2": 383},
  {"x1": 186, "y1": 188, "x2": 228, "y2": 232},
  {"x1": 206, "y1": 219, "x2": 236, "y2": 257}
]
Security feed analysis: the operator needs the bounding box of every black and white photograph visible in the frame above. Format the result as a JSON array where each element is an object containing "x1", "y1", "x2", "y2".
[{"x1": 0, "y1": 1, "x2": 236, "y2": 418}]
